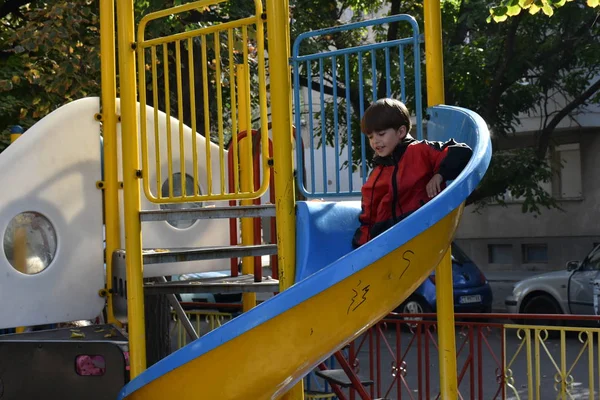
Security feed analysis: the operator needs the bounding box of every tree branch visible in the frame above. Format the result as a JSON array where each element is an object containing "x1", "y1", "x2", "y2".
[
  {"x1": 0, "y1": 0, "x2": 30, "y2": 20},
  {"x1": 481, "y1": 16, "x2": 520, "y2": 124},
  {"x1": 536, "y1": 78, "x2": 600, "y2": 159},
  {"x1": 375, "y1": 0, "x2": 400, "y2": 99}
]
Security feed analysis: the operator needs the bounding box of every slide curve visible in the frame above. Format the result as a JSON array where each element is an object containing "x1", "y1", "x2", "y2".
[{"x1": 118, "y1": 105, "x2": 491, "y2": 400}]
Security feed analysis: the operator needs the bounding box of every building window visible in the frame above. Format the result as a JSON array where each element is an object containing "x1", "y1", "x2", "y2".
[
  {"x1": 522, "y1": 244, "x2": 548, "y2": 264},
  {"x1": 553, "y1": 143, "x2": 582, "y2": 199},
  {"x1": 488, "y1": 244, "x2": 513, "y2": 264}
]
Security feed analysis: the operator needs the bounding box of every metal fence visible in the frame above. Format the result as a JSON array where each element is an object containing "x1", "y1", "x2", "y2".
[
  {"x1": 171, "y1": 310, "x2": 600, "y2": 399},
  {"x1": 291, "y1": 15, "x2": 423, "y2": 198},
  {"x1": 136, "y1": 0, "x2": 270, "y2": 203}
]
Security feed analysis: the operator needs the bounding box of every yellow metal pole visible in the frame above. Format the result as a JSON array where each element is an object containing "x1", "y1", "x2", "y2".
[
  {"x1": 435, "y1": 250, "x2": 458, "y2": 397},
  {"x1": 424, "y1": 0, "x2": 458, "y2": 397},
  {"x1": 237, "y1": 64, "x2": 257, "y2": 312},
  {"x1": 99, "y1": 0, "x2": 121, "y2": 326},
  {"x1": 116, "y1": 0, "x2": 147, "y2": 377},
  {"x1": 9, "y1": 126, "x2": 23, "y2": 143},
  {"x1": 265, "y1": 1, "x2": 303, "y2": 399},
  {"x1": 424, "y1": 0, "x2": 445, "y2": 107}
]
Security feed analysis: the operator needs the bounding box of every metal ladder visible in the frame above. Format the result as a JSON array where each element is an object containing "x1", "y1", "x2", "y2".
[{"x1": 111, "y1": 205, "x2": 279, "y2": 332}]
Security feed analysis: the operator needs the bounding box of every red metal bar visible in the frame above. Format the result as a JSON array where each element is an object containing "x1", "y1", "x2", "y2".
[
  {"x1": 469, "y1": 325, "x2": 475, "y2": 400},
  {"x1": 417, "y1": 323, "x2": 422, "y2": 400},
  {"x1": 267, "y1": 139, "x2": 278, "y2": 279},
  {"x1": 227, "y1": 142, "x2": 239, "y2": 277},
  {"x1": 424, "y1": 323, "x2": 431, "y2": 400},
  {"x1": 455, "y1": 325, "x2": 472, "y2": 399},
  {"x1": 368, "y1": 331, "x2": 375, "y2": 399},
  {"x1": 317, "y1": 362, "x2": 348, "y2": 400},
  {"x1": 252, "y1": 133, "x2": 262, "y2": 281},
  {"x1": 477, "y1": 325, "x2": 483, "y2": 400},
  {"x1": 349, "y1": 342, "x2": 356, "y2": 400},
  {"x1": 227, "y1": 128, "x2": 264, "y2": 280},
  {"x1": 375, "y1": 326, "x2": 382, "y2": 396},
  {"x1": 333, "y1": 351, "x2": 372, "y2": 400}
]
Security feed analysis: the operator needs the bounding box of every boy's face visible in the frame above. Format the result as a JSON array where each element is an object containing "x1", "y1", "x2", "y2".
[{"x1": 367, "y1": 126, "x2": 407, "y2": 157}]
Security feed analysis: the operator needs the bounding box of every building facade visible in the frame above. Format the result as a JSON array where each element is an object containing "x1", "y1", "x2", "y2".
[{"x1": 455, "y1": 105, "x2": 600, "y2": 272}]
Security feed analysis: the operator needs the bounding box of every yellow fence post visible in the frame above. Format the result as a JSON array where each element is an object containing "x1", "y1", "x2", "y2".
[
  {"x1": 99, "y1": 0, "x2": 121, "y2": 326},
  {"x1": 9, "y1": 125, "x2": 23, "y2": 143},
  {"x1": 116, "y1": 0, "x2": 147, "y2": 377},
  {"x1": 424, "y1": 0, "x2": 458, "y2": 398},
  {"x1": 424, "y1": 0, "x2": 445, "y2": 108},
  {"x1": 265, "y1": 0, "x2": 303, "y2": 398},
  {"x1": 237, "y1": 64, "x2": 257, "y2": 312}
]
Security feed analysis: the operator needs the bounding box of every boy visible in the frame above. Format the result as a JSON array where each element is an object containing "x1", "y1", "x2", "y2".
[{"x1": 352, "y1": 98, "x2": 472, "y2": 248}]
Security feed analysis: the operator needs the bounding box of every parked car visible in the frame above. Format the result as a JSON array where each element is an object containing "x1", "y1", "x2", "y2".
[
  {"x1": 395, "y1": 242, "x2": 493, "y2": 317},
  {"x1": 505, "y1": 244, "x2": 600, "y2": 325}
]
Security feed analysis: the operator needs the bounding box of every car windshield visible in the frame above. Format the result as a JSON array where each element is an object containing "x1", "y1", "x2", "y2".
[
  {"x1": 451, "y1": 243, "x2": 472, "y2": 265},
  {"x1": 581, "y1": 244, "x2": 600, "y2": 270}
]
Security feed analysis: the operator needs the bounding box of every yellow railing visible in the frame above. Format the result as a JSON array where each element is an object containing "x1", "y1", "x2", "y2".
[
  {"x1": 171, "y1": 310, "x2": 234, "y2": 349},
  {"x1": 136, "y1": 0, "x2": 270, "y2": 203},
  {"x1": 504, "y1": 324, "x2": 600, "y2": 400}
]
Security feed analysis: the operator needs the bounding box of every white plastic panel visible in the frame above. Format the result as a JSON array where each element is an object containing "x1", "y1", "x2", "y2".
[
  {"x1": 116, "y1": 102, "x2": 235, "y2": 277},
  {"x1": 0, "y1": 97, "x2": 104, "y2": 329}
]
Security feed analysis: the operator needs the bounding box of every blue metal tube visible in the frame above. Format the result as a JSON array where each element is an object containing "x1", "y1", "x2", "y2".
[
  {"x1": 319, "y1": 58, "x2": 328, "y2": 194},
  {"x1": 332, "y1": 56, "x2": 340, "y2": 193}
]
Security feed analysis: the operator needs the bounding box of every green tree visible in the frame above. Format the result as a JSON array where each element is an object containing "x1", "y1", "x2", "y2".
[{"x1": 0, "y1": 0, "x2": 100, "y2": 147}]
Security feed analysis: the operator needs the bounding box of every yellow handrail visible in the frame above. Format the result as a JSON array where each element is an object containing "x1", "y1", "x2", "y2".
[
  {"x1": 99, "y1": 0, "x2": 121, "y2": 326},
  {"x1": 136, "y1": 0, "x2": 270, "y2": 204},
  {"x1": 238, "y1": 64, "x2": 257, "y2": 312},
  {"x1": 116, "y1": 0, "x2": 147, "y2": 378}
]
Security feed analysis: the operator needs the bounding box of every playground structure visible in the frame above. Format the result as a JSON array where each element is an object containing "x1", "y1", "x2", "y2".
[{"x1": 0, "y1": 0, "x2": 493, "y2": 399}]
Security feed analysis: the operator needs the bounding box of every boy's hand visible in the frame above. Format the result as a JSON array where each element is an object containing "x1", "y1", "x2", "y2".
[{"x1": 426, "y1": 174, "x2": 444, "y2": 198}]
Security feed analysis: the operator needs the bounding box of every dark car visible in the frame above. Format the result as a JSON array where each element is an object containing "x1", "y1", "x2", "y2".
[{"x1": 396, "y1": 243, "x2": 493, "y2": 316}]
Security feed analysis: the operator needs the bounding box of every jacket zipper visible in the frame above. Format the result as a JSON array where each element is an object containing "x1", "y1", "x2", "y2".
[{"x1": 368, "y1": 167, "x2": 385, "y2": 241}]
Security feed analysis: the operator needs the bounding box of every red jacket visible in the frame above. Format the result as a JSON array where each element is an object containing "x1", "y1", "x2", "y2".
[{"x1": 352, "y1": 137, "x2": 472, "y2": 248}]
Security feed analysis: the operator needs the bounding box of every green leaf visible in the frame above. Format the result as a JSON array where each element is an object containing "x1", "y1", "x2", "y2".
[
  {"x1": 587, "y1": 0, "x2": 599, "y2": 7},
  {"x1": 519, "y1": 0, "x2": 535, "y2": 8},
  {"x1": 491, "y1": 5, "x2": 508, "y2": 16},
  {"x1": 507, "y1": 5, "x2": 522, "y2": 15},
  {"x1": 528, "y1": 3, "x2": 541, "y2": 13},
  {"x1": 541, "y1": 2, "x2": 554, "y2": 15}
]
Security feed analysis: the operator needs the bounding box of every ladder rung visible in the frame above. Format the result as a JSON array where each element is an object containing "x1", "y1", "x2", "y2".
[
  {"x1": 133, "y1": 244, "x2": 278, "y2": 265},
  {"x1": 315, "y1": 369, "x2": 374, "y2": 388},
  {"x1": 144, "y1": 274, "x2": 279, "y2": 295},
  {"x1": 140, "y1": 204, "x2": 276, "y2": 222}
]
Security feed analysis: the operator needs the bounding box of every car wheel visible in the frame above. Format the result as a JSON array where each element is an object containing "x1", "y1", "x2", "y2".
[
  {"x1": 521, "y1": 294, "x2": 562, "y2": 327},
  {"x1": 396, "y1": 296, "x2": 433, "y2": 330}
]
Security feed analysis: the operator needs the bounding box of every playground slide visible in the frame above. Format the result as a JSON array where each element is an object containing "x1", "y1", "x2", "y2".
[{"x1": 118, "y1": 105, "x2": 491, "y2": 400}]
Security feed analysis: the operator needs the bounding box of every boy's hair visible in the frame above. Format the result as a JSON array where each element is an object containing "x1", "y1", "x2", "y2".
[{"x1": 360, "y1": 98, "x2": 412, "y2": 134}]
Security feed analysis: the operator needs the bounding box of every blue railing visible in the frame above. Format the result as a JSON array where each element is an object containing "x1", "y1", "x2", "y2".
[{"x1": 291, "y1": 15, "x2": 423, "y2": 198}]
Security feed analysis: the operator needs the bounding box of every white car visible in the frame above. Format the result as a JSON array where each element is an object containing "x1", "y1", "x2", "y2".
[{"x1": 505, "y1": 244, "x2": 600, "y2": 325}]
